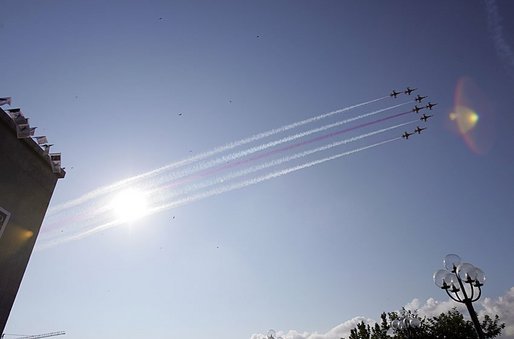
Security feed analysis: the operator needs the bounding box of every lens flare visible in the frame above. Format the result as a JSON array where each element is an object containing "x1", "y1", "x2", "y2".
[
  {"x1": 449, "y1": 77, "x2": 495, "y2": 154},
  {"x1": 22, "y1": 230, "x2": 34, "y2": 239},
  {"x1": 449, "y1": 105, "x2": 479, "y2": 134}
]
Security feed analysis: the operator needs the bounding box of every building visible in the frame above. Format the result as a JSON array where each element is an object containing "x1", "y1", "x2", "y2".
[{"x1": 0, "y1": 106, "x2": 64, "y2": 334}]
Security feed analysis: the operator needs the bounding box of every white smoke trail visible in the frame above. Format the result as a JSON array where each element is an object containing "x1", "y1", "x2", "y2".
[
  {"x1": 39, "y1": 95, "x2": 418, "y2": 248},
  {"x1": 127, "y1": 96, "x2": 390, "y2": 177},
  {"x1": 136, "y1": 102, "x2": 411, "y2": 189},
  {"x1": 484, "y1": 0, "x2": 514, "y2": 78},
  {"x1": 48, "y1": 96, "x2": 391, "y2": 214},
  {"x1": 42, "y1": 114, "x2": 414, "y2": 241},
  {"x1": 148, "y1": 137, "x2": 400, "y2": 214},
  {"x1": 150, "y1": 121, "x2": 416, "y2": 203},
  {"x1": 47, "y1": 137, "x2": 399, "y2": 247},
  {"x1": 39, "y1": 128, "x2": 405, "y2": 248}
]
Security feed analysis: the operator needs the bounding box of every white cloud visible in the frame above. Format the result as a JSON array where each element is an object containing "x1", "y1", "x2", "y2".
[
  {"x1": 404, "y1": 297, "x2": 466, "y2": 318},
  {"x1": 250, "y1": 287, "x2": 514, "y2": 339},
  {"x1": 481, "y1": 287, "x2": 514, "y2": 337},
  {"x1": 250, "y1": 316, "x2": 375, "y2": 339}
]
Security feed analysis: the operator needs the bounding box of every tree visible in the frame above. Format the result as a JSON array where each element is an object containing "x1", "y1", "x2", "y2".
[
  {"x1": 343, "y1": 308, "x2": 505, "y2": 339},
  {"x1": 481, "y1": 314, "x2": 505, "y2": 339},
  {"x1": 426, "y1": 308, "x2": 479, "y2": 339},
  {"x1": 347, "y1": 313, "x2": 391, "y2": 339}
]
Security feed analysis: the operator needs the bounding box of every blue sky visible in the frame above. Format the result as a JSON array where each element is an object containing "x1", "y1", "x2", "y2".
[{"x1": 2, "y1": 1, "x2": 514, "y2": 338}]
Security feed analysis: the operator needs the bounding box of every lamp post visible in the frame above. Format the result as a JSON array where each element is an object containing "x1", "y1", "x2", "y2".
[
  {"x1": 433, "y1": 254, "x2": 486, "y2": 339},
  {"x1": 267, "y1": 329, "x2": 283, "y2": 339},
  {"x1": 391, "y1": 315, "x2": 421, "y2": 338}
]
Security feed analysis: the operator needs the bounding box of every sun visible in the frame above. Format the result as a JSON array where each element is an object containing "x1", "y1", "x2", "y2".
[{"x1": 110, "y1": 188, "x2": 149, "y2": 223}]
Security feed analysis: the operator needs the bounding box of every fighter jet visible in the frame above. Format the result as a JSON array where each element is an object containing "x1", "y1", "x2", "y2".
[
  {"x1": 425, "y1": 102, "x2": 438, "y2": 110},
  {"x1": 415, "y1": 95, "x2": 427, "y2": 103},
  {"x1": 412, "y1": 105, "x2": 424, "y2": 113},
  {"x1": 402, "y1": 131, "x2": 414, "y2": 139},
  {"x1": 404, "y1": 87, "x2": 417, "y2": 95},
  {"x1": 420, "y1": 113, "x2": 433, "y2": 122},
  {"x1": 414, "y1": 126, "x2": 427, "y2": 134},
  {"x1": 390, "y1": 90, "x2": 402, "y2": 98}
]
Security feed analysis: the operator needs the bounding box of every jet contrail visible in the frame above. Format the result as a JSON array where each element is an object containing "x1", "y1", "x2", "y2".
[
  {"x1": 39, "y1": 90, "x2": 428, "y2": 249},
  {"x1": 149, "y1": 121, "x2": 417, "y2": 203},
  {"x1": 40, "y1": 135, "x2": 400, "y2": 248},
  {"x1": 123, "y1": 95, "x2": 390, "y2": 177},
  {"x1": 149, "y1": 108, "x2": 414, "y2": 192},
  {"x1": 48, "y1": 96, "x2": 393, "y2": 215},
  {"x1": 148, "y1": 137, "x2": 400, "y2": 214},
  {"x1": 40, "y1": 118, "x2": 414, "y2": 248},
  {"x1": 137, "y1": 102, "x2": 411, "y2": 191},
  {"x1": 44, "y1": 108, "x2": 415, "y2": 230},
  {"x1": 484, "y1": 0, "x2": 514, "y2": 79}
]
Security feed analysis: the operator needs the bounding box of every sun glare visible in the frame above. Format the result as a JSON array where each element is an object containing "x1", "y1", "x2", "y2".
[{"x1": 110, "y1": 188, "x2": 149, "y2": 223}]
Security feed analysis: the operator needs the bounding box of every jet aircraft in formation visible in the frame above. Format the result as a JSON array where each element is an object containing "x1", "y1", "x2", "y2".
[
  {"x1": 404, "y1": 87, "x2": 417, "y2": 95},
  {"x1": 390, "y1": 87, "x2": 436, "y2": 140},
  {"x1": 420, "y1": 113, "x2": 432, "y2": 122},
  {"x1": 391, "y1": 87, "x2": 417, "y2": 98},
  {"x1": 415, "y1": 95, "x2": 427, "y2": 103},
  {"x1": 414, "y1": 126, "x2": 427, "y2": 134},
  {"x1": 390, "y1": 89, "x2": 402, "y2": 98},
  {"x1": 412, "y1": 105, "x2": 424, "y2": 113},
  {"x1": 426, "y1": 102, "x2": 438, "y2": 110},
  {"x1": 402, "y1": 126, "x2": 428, "y2": 140},
  {"x1": 402, "y1": 131, "x2": 414, "y2": 139}
]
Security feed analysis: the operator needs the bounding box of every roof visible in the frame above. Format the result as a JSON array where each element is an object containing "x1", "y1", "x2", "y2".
[{"x1": 0, "y1": 107, "x2": 65, "y2": 179}]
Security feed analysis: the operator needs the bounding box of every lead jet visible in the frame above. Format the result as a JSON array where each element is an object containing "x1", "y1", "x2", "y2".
[
  {"x1": 414, "y1": 126, "x2": 427, "y2": 134},
  {"x1": 404, "y1": 87, "x2": 417, "y2": 95},
  {"x1": 412, "y1": 105, "x2": 424, "y2": 113},
  {"x1": 426, "y1": 102, "x2": 438, "y2": 110},
  {"x1": 390, "y1": 90, "x2": 402, "y2": 98},
  {"x1": 420, "y1": 113, "x2": 433, "y2": 122},
  {"x1": 402, "y1": 131, "x2": 414, "y2": 139},
  {"x1": 415, "y1": 95, "x2": 427, "y2": 103}
]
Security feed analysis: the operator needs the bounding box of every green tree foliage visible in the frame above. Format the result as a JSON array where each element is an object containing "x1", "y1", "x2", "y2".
[
  {"x1": 426, "y1": 308, "x2": 478, "y2": 339},
  {"x1": 348, "y1": 313, "x2": 390, "y2": 339},
  {"x1": 343, "y1": 308, "x2": 505, "y2": 339},
  {"x1": 481, "y1": 314, "x2": 506, "y2": 339}
]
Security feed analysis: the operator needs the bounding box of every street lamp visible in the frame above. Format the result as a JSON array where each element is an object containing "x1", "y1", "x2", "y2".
[
  {"x1": 433, "y1": 254, "x2": 486, "y2": 339},
  {"x1": 267, "y1": 329, "x2": 283, "y2": 339},
  {"x1": 391, "y1": 316, "x2": 420, "y2": 338}
]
